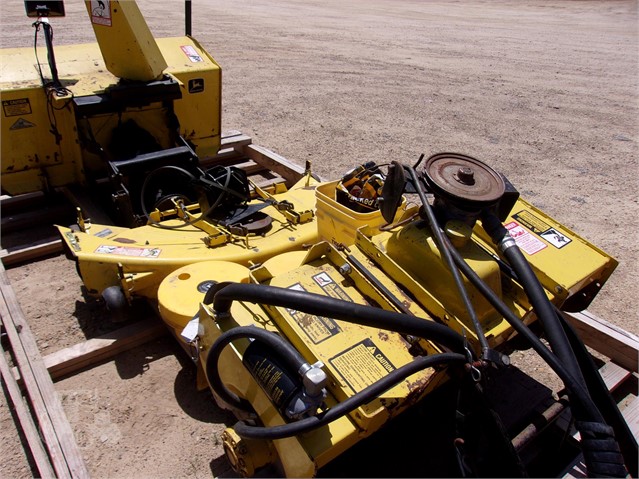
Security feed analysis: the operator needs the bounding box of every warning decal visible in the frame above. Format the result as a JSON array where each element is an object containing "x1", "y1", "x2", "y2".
[
  {"x1": 540, "y1": 228, "x2": 571, "y2": 249},
  {"x1": 90, "y1": 0, "x2": 112, "y2": 26},
  {"x1": 3, "y1": 98, "x2": 31, "y2": 117},
  {"x1": 505, "y1": 221, "x2": 546, "y2": 255},
  {"x1": 286, "y1": 283, "x2": 341, "y2": 344},
  {"x1": 181, "y1": 45, "x2": 203, "y2": 63},
  {"x1": 330, "y1": 338, "x2": 395, "y2": 393},
  {"x1": 95, "y1": 245, "x2": 160, "y2": 257},
  {"x1": 9, "y1": 118, "x2": 35, "y2": 130},
  {"x1": 513, "y1": 210, "x2": 572, "y2": 249},
  {"x1": 312, "y1": 271, "x2": 353, "y2": 302}
]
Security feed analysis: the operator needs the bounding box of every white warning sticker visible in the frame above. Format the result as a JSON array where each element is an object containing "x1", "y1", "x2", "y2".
[
  {"x1": 90, "y1": 0, "x2": 112, "y2": 26},
  {"x1": 312, "y1": 272, "x2": 333, "y2": 287},
  {"x1": 539, "y1": 228, "x2": 571, "y2": 249},
  {"x1": 180, "y1": 45, "x2": 203, "y2": 62},
  {"x1": 505, "y1": 221, "x2": 547, "y2": 255},
  {"x1": 95, "y1": 245, "x2": 160, "y2": 257}
]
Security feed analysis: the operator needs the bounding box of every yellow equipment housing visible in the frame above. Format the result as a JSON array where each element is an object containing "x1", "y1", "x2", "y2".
[
  {"x1": 155, "y1": 176, "x2": 618, "y2": 476},
  {"x1": 1, "y1": 1, "x2": 221, "y2": 225}
]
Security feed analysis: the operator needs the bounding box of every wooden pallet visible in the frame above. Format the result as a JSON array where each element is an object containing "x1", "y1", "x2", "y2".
[{"x1": 1, "y1": 261, "x2": 89, "y2": 479}]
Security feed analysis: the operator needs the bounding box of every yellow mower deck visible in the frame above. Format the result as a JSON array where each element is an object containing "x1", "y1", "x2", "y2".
[{"x1": 57, "y1": 175, "x2": 319, "y2": 302}]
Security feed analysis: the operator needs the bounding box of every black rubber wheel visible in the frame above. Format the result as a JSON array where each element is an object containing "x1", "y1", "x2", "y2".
[{"x1": 101, "y1": 286, "x2": 129, "y2": 322}]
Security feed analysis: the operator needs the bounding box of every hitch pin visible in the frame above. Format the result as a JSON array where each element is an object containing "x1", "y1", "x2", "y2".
[{"x1": 464, "y1": 343, "x2": 482, "y2": 382}]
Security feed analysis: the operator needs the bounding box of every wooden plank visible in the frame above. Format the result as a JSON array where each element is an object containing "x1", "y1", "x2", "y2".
[
  {"x1": 42, "y1": 318, "x2": 167, "y2": 380},
  {"x1": 0, "y1": 338, "x2": 56, "y2": 479},
  {"x1": 622, "y1": 395, "x2": 639, "y2": 439},
  {"x1": 252, "y1": 174, "x2": 287, "y2": 190},
  {"x1": 0, "y1": 191, "x2": 46, "y2": 213},
  {"x1": 202, "y1": 146, "x2": 245, "y2": 165},
  {"x1": 242, "y1": 144, "x2": 306, "y2": 186},
  {"x1": 0, "y1": 263, "x2": 89, "y2": 478},
  {"x1": 0, "y1": 269, "x2": 72, "y2": 479},
  {"x1": 598, "y1": 361, "x2": 632, "y2": 393},
  {"x1": 220, "y1": 132, "x2": 252, "y2": 149},
  {"x1": 11, "y1": 318, "x2": 168, "y2": 384},
  {"x1": 221, "y1": 129, "x2": 244, "y2": 139},
  {"x1": 1, "y1": 203, "x2": 73, "y2": 233},
  {"x1": 563, "y1": 310, "x2": 639, "y2": 373},
  {"x1": 1, "y1": 237, "x2": 62, "y2": 267}
]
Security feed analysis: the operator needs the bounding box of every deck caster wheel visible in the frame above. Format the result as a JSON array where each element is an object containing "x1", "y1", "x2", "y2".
[{"x1": 102, "y1": 286, "x2": 129, "y2": 322}]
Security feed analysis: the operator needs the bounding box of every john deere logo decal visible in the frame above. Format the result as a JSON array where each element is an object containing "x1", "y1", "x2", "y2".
[{"x1": 188, "y1": 78, "x2": 204, "y2": 93}]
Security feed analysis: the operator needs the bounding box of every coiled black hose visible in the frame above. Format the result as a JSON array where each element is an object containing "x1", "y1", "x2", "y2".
[
  {"x1": 206, "y1": 326, "x2": 308, "y2": 412},
  {"x1": 203, "y1": 282, "x2": 469, "y2": 439}
]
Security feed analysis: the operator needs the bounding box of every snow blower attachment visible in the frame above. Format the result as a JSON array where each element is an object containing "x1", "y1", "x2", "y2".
[{"x1": 153, "y1": 153, "x2": 635, "y2": 477}]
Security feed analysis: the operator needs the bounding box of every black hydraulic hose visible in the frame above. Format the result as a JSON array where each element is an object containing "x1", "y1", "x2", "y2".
[
  {"x1": 233, "y1": 352, "x2": 467, "y2": 440},
  {"x1": 206, "y1": 326, "x2": 309, "y2": 412},
  {"x1": 445, "y1": 238, "x2": 629, "y2": 477},
  {"x1": 406, "y1": 165, "x2": 490, "y2": 356},
  {"x1": 481, "y1": 212, "x2": 587, "y2": 390},
  {"x1": 205, "y1": 282, "x2": 467, "y2": 355},
  {"x1": 476, "y1": 213, "x2": 627, "y2": 477},
  {"x1": 443, "y1": 235, "x2": 603, "y2": 419},
  {"x1": 558, "y1": 313, "x2": 638, "y2": 478}
]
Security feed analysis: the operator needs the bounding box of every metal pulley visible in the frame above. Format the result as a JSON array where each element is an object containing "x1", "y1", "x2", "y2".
[{"x1": 422, "y1": 153, "x2": 506, "y2": 226}]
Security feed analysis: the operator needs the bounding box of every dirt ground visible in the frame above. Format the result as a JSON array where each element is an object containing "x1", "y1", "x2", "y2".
[{"x1": 1, "y1": 0, "x2": 638, "y2": 478}]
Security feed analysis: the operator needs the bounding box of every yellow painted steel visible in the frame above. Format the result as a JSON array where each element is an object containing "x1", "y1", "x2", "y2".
[
  {"x1": 1, "y1": 5, "x2": 221, "y2": 195},
  {"x1": 384, "y1": 219, "x2": 503, "y2": 331},
  {"x1": 315, "y1": 180, "x2": 418, "y2": 246},
  {"x1": 168, "y1": 244, "x2": 444, "y2": 476},
  {"x1": 84, "y1": 0, "x2": 167, "y2": 82},
  {"x1": 474, "y1": 197, "x2": 618, "y2": 311},
  {"x1": 0, "y1": 87, "x2": 81, "y2": 193},
  {"x1": 57, "y1": 175, "x2": 319, "y2": 302},
  {"x1": 149, "y1": 168, "x2": 619, "y2": 475},
  {"x1": 150, "y1": 177, "x2": 619, "y2": 475},
  {"x1": 157, "y1": 36, "x2": 222, "y2": 158}
]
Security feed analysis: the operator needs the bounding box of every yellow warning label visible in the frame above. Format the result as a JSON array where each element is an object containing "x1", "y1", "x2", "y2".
[
  {"x1": 330, "y1": 339, "x2": 394, "y2": 393},
  {"x1": 290, "y1": 311, "x2": 339, "y2": 344},
  {"x1": 2, "y1": 98, "x2": 31, "y2": 117},
  {"x1": 513, "y1": 210, "x2": 551, "y2": 234}
]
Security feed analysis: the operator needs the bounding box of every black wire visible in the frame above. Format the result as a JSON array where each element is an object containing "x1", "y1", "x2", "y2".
[
  {"x1": 406, "y1": 163, "x2": 490, "y2": 356},
  {"x1": 33, "y1": 19, "x2": 74, "y2": 145},
  {"x1": 33, "y1": 21, "x2": 46, "y2": 85},
  {"x1": 233, "y1": 352, "x2": 467, "y2": 439}
]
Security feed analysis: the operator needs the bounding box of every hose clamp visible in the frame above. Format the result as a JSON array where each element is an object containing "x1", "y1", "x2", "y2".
[{"x1": 499, "y1": 235, "x2": 517, "y2": 253}]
